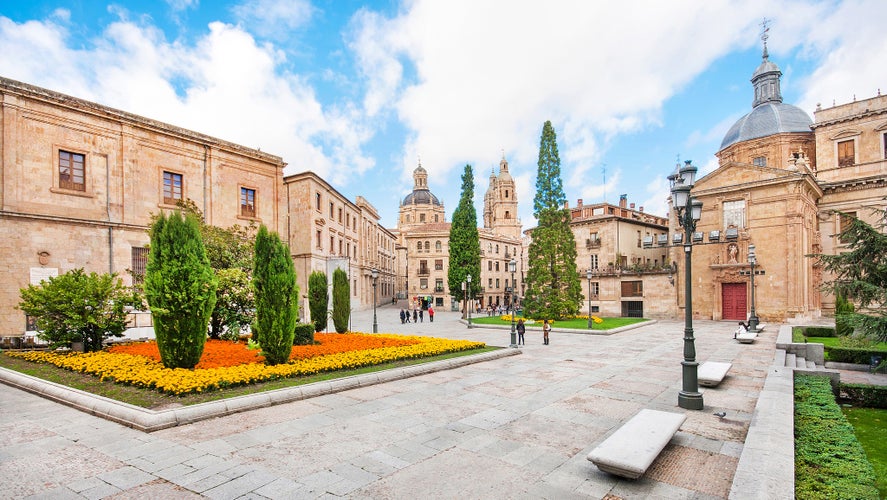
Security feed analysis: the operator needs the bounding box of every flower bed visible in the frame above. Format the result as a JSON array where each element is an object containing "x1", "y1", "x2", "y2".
[{"x1": 4, "y1": 333, "x2": 485, "y2": 395}]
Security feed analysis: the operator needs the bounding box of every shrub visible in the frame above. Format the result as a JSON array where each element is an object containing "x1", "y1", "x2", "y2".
[
  {"x1": 825, "y1": 345, "x2": 887, "y2": 367},
  {"x1": 802, "y1": 326, "x2": 836, "y2": 338},
  {"x1": 308, "y1": 271, "x2": 328, "y2": 333},
  {"x1": 840, "y1": 384, "x2": 887, "y2": 409},
  {"x1": 252, "y1": 226, "x2": 298, "y2": 366},
  {"x1": 332, "y1": 268, "x2": 350, "y2": 333},
  {"x1": 835, "y1": 293, "x2": 855, "y2": 337},
  {"x1": 293, "y1": 322, "x2": 315, "y2": 346},
  {"x1": 145, "y1": 211, "x2": 217, "y2": 369},
  {"x1": 18, "y1": 269, "x2": 141, "y2": 352},
  {"x1": 794, "y1": 374, "x2": 878, "y2": 499}
]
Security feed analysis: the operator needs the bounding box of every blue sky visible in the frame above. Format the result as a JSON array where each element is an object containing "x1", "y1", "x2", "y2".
[{"x1": 1, "y1": 1, "x2": 884, "y2": 228}]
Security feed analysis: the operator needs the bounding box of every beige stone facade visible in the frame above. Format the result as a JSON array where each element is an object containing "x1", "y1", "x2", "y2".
[
  {"x1": 680, "y1": 50, "x2": 886, "y2": 324},
  {"x1": 0, "y1": 76, "x2": 285, "y2": 336},
  {"x1": 283, "y1": 171, "x2": 395, "y2": 318}
]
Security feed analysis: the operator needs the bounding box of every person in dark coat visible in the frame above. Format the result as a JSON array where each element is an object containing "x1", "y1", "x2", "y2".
[
  {"x1": 516, "y1": 319, "x2": 525, "y2": 345},
  {"x1": 399, "y1": 309, "x2": 405, "y2": 324},
  {"x1": 412, "y1": 309, "x2": 418, "y2": 323}
]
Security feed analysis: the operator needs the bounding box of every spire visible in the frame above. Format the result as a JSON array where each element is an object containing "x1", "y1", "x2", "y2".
[{"x1": 751, "y1": 17, "x2": 782, "y2": 107}]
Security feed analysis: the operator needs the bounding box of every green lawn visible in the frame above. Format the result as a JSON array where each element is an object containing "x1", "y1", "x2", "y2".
[
  {"x1": 842, "y1": 406, "x2": 887, "y2": 498},
  {"x1": 468, "y1": 315, "x2": 648, "y2": 330},
  {"x1": 803, "y1": 337, "x2": 887, "y2": 350}
]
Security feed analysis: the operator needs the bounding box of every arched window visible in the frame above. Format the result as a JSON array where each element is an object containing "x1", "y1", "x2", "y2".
[
  {"x1": 488, "y1": 243, "x2": 493, "y2": 253},
  {"x1": 435, "y1": 240, "x2": 442, "y2": 252},
  {"x1": 424, "y1": 241, "x2": 430, "y2": 251},
  {"x1": 505, "y1": 210, "x2": 510, "y2": 219},
  {"x1": 495, "y1": 244, "x2": 499, "y2": 254},
  {"x1": 416, "y1": 241, "x2": 422, "y2": 251}
]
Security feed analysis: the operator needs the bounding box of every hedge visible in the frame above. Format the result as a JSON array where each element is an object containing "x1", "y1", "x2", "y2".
[
  {"x1": 840, "y1": 383, "x2": 887, "y2": 409},
  {"x1": 825, "y1": 345, "x2": 887, "y2": 369},
  {"x1": 293, "y1": 322, "x2": 315, "y2": 346},
  {"x1": 802, "y1": 326, "x2": 837, "y2": 338},
  {"x1": 795, "y1": 374, "x2": 879, "y2": 499}
]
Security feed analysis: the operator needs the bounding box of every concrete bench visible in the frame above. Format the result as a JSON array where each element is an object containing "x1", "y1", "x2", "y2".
[
  {"x1": 587, "y1": 409, "x2": 686, "y2": 479},
  {"x1": 698, "y1": 361, "x2": 732, "y2": 386},
  {"x1": 736, "y1": 330, "x2": 758, "y2": 344}
]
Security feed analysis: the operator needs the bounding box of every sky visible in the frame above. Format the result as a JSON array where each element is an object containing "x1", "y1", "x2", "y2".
[{"x1": 1, "y1": 0, "x2": 885, "y2": 228}]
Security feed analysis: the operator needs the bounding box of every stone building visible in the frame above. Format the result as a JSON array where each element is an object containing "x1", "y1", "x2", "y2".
[
  {"x1": 0, "y1": 76, "x2": 286, "y2": 336},
  {"x1": 283, "y1": 171, "x2": 395, "y2": 319},
  {"x1": 678, "y1": 40, "x2": 886, "y2": 323},
  {"x1": 395, "y1": 158, "x2": 522, "y2": 312}
]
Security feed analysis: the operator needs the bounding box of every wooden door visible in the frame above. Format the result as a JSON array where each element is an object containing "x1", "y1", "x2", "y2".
[{"x1": 722, "y1": 283, "x2": 747, "y2": 320}]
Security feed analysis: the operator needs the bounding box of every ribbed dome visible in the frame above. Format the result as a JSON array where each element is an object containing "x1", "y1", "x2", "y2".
[
  {"x1": 402, "y1": 189, "x2": 442, "y2": 206},
  {"x1": 719, "y1": 102, "x2": 812, "y2": 150}
]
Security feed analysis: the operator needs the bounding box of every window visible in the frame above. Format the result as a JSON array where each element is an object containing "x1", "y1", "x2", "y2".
[
  {"x1": 347, "y1": 242, "x2": 351, "y2": 257},
  {"x1": 495, "y1": 245, "x2": 499, "y2": 254},
  {"x1": 420, "y1": 278, "x2": 428, "y2": 289},
  {"x1": 59, "y1": 150, "x2": 85, "y2": 191},
  {"x1": 505, "y1": 210, "x2": 510, "y2": 219},
  {"x1": 424, "y1": 241, "x2": 430, "y2": 251},
  {"x1": 329, "y1": 202, "x2": 334, "y2": 218},
  {"x1": 435, "y1": 241, "x2": 442, "y2": 252},
  {"x1": 590, "y1": 282, "x2": 600, "y2": 297},
  {"x1": 330, "y1": 235, "x2": 334, "y2": 253},
  {"x1": 435, "y1": 259, "x2": 443, "y2": 271},
  {"x1": 163, "y1": 171, "x2": 183, "y2": 204},
  {"x1": 723, "y1": 200, "x2": 746, "y2": 229},
  {"x1": 883, "y1": 132, "x2": 887, "y2": 159},
  {"x1": 420, "y1": 213, "x2": 426, "y2": 222},
  {"x1": 621, "y1": 281, "x2": 643, "y2": 297},
  {"x1": 495, "y1": 262, "x2": 499, "y2": 271},
  {"x1": 416, "y1": 241, "x2": 422, "y2": 252},
  {"x1": 495, "y1": 278, "x2": 500, "y2": 288},
  {"x1": 240, "y1": 187, "x2": 256, "y2": 218},
  {"x1": 488, "y1": 278, "x2": 493, "y2": 287},
  {"x1": 637, "y1": 230, "x2": 642, "y2": 248},
  {"x1": 505, "y1": 190, "x2": 509, "y2": 198},
  {"x1": 316, "y1": 230, "x2": 322, "y2": 249},
  {"x1": 838, "y1": 139, "x2": 855, "y2": 167},
  {"x1": 339, "y1": 239, "x2": 343, "y2": 255},
  {"x1": 315, "y1": 192, "x2": 321, "y2": 211},
  {"x1": 753, "y1": 156, "x2": 767, "y2": 167},
  {"x1": 590, "y1": 254, "x2": 599, "y2": 270},
  {"x1": 338, "y1": 207, "x2": 343, "y2": 223},
  {"x1": 419, "y1": 260, "x2": 428, "y2": 274},
  {"x1": 434, "y1": 214, "x2": 439, "y2": 222},
  {"x1": 131, "y1": 247, "x2": 149, "y2": 285},
  {"x1": 839, "y1": 212, "x2": 857, "y2": 244},
  {"x1": 435, "y1": 279, "x2": 444, "y2": 292},
  {"x1": 488, "y1": 261, "x2": 492, "y2": 271}
]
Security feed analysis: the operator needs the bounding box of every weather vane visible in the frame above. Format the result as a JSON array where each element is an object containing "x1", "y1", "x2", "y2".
[{"x1": 760, "y1": 17, "x2": 771, "y2": 44}]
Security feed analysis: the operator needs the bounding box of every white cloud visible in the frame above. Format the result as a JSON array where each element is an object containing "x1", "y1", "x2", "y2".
[{"x1": 231, "y1": 0, "x2": 314, "y2": 41}]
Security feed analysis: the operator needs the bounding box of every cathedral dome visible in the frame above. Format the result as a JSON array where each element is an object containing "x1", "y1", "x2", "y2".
[
  {"x1": 402, "y1": 189, "x2": 442, "y2": 206},
  {"x1": 719, "y1": 40, "x2": 812, "y2": 152},
  {"x1": 719, "y1": 102, "x2": 812, "y2": 150}
]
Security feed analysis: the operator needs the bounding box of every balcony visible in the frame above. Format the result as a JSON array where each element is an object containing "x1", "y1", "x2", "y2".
[
  {"x1": 586, "y1": 238, "x2": 601, "y2": 249},
  {"x1": 417, "y1": 267, "x2": 430, "y2": 276}
]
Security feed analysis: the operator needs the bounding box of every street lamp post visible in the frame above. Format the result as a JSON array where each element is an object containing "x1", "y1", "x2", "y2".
[
  {"x1": 747, "y1": 244, "x2": 759, "y2": 333},
  {"x1": 586, "y1": 268, "x2": 594, "y2": 329},
  {"x1": 371, "y1": 268, "x2": 379, "y2": 333},
  {"x1": 466, "y1": 274, "x2": 472, "y2": 328},
  {"x1": 509, "y1": 259, "x2": 517, "y2": 347},
  {"x1": 669, "y1": 160, "x2": 704, "y2": 411}
]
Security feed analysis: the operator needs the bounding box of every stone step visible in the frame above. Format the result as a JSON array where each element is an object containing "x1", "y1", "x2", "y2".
[
  {"x1": 796, "y1": 356, "x2": 807, "y2": 368},
  {"x1": 774, "y1": 349, "x2": 786, "y2": 366},
  {"x1": 785, "y1": 353, "x2": 796, "y2": 368},
  {"x1": 806, "y1": 360, "x2": 817, "y2": 370}
]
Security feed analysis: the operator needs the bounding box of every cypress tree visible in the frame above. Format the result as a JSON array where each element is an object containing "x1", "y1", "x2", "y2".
[
  {"x1": 524, "y1": 121, "x2": 582, "y2": 320},
  {"x1": 447, "y1": 164, "x2": 482, "y2": 307},
  {"x1": 252, "y1": 225, "x2": 298, "y2": 365},
  {"x1": 145, "y1": 211, "x2": 217, "y2": 369},
  {"x1": 308, "y1": 271, "x2": 329, "y2": 332},
  {"x1": 332, "y1": 268, "x2": 350, "y2": 333}
]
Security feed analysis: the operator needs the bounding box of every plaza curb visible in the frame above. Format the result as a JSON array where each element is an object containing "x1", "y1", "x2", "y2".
[
  {"x1": 459, "y1": 318, "x2": 656, "y2": 336},
  {"x1": 0, "y1": 347, "x2": 520, "y2": 433}
]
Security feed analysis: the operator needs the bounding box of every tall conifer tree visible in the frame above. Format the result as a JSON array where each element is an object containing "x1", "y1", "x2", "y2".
[
  {"x1": 524, "y1": 121, "x2": 582, "y2": 319},
  {"x1": 145, "y1": 211, "x2": 217, "y2": 369},
  {"x1": 448, "y1": 164, "x2": 482, "y2": 310},
  {"x1": 252, "y1": 225, "x2": 298, "y2": 365},
  {"x1": 308, "y1": 271, "x2": 329, "y2": 332},
  {"x1": 331, "y1": 268, "x2": 350, "y2": 333}
]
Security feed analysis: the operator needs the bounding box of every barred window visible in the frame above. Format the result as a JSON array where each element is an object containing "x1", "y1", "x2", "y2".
[
  {"x1": 723, "y1": 200, "x2": 746, "y2": 229},
  {"x1": 59, "y1": 150, "x2": 85, "y2": 191},
  {"x1": 131, "y1": 247, "x2": 149, "y2": 285}
]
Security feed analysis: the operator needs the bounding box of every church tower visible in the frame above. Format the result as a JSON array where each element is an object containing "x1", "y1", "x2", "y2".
[{"x1": 483, "y1": 154, "x2": 521, "y2": 239}]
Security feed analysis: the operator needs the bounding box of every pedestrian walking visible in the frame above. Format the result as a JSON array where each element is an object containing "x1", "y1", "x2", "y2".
[
  {"x1": 413, "y1": 309, "x2": 418, "y2": 323},
  {"x1": 428, "y1": 306, "x2": 434, "y2": 322},
  {"x1": 419, "y1": 309, "x2": 424, "y2": 322},
  {"x1": 542, "y1": 319, "x2": 551, "y2": 345},
  {"x1": 399, "y1": 309, "x2": 405, "y2": 324},
  {"x1": 516, "y1": 319, "x2": 525, "y2": 345},
  {"x1": 404, "y1": 309, "x2": 410, "y2": 323}
]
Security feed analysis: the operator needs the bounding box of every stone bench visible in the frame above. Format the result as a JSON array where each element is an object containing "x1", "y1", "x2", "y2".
[
  {"x1": 698, "y1": 361, "x2": 732, "y2": 387},
  {"x1": 736, "y1": 330, "x2": 758, "y2": 344},
  {"x1": 587, "y1": 409, "x2": 686, "y2": 479}
]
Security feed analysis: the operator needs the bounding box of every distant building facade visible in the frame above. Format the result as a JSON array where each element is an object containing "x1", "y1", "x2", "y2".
[
  {"x1": 395, "y1": 158, "x2": 523, "y2": 311},
  {"x1": 283, "y1": 171, "x2": 395, "y2": 320}
]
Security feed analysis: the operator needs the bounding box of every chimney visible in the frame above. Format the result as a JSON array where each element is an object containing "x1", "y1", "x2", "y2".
[
  {"x1": 578, "y1": 199, "x2": 583, "y2": 206},
  {"x1": 630, "y1": 203, "x2": 635, "y2": 210},
  {"x1": 639, "y1": 206, "x2": 644, "y2": 212},
  {"x1": 619, "y1": 194, "x2": 627, "y2": 208}
]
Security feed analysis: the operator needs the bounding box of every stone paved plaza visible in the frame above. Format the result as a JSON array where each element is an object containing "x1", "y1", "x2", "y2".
[{"x1": 0, "y1": 305, "x2": 820, "y2": 498}]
